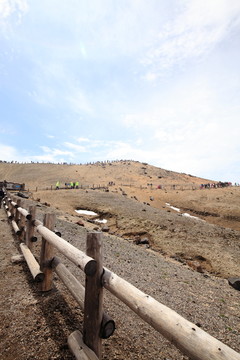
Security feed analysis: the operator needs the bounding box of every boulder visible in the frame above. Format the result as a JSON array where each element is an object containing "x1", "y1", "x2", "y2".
[
  {"x1": 228, "y1": 277, "x2": 240, "y2": 291},
  {"x1": 76, "y1": 220, "x2": 85, "y2": 227},
  {"x1": 102, "y1": 225, "x2": 109, "y2": 232},
  {"x1": 135, "y1": 238, "x2": 149, "y2": 245}
]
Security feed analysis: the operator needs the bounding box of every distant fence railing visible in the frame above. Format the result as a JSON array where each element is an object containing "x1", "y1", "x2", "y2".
[
  {"x1": 3, "y1": 190, "x2": 240, "y2": 360},
  {"x1": 29, "y1": 181, "x2": 235, "y2": 194}
]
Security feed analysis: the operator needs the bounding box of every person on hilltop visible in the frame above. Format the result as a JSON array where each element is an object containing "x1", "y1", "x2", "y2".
[
  {"x1": 75, "y1": 181, "x2": 79, "y2": 189},
  {"x1": 56, "y1": 181, "x2": 60, "y2": 190},
  {"x1": 0, "y1": 187, "x2": 4, "y2": 208}
]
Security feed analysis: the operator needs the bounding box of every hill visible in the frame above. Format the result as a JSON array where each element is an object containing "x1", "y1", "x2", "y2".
[
  {"x1": 1, "y1": 160, "x2": 239, "y2": 278},
  {"x1": 0, "y1": 160, "x2": 212, "y2": 189}
]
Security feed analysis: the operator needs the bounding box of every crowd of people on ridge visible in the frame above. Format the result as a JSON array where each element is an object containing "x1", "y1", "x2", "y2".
[
  {"x1": 55, "y1": 181, "x2": 79, "y2": 189},
  {"x1": 200, "y1": 182, "x2": 232, "y2": 189}
]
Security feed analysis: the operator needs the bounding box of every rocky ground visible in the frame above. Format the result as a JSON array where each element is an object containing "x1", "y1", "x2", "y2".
[
  {"x1": 0, "y1": 187, "x2": 240, "y2": 359},
  {"x1": 34, "y1": 187, "x2": 240, "y2": 278}
]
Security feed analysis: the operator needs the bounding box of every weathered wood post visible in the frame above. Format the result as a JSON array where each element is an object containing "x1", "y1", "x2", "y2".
[
  {"x1": 16, "y1": 200, "x2": 26, "y2": 242},
  {"x1": 26, "y1": 205, "x2": 36, "y2": 250},
  {"x1": 40, "y1": 213, "x2": 55, "y2": 291},
  {"x1": 8, "y1": 198, "x2": 15, "y2": 219},
  {"x1": 83, "y1": 232, "x2": 103, "y2": 359},
  {"x1": 15, "y1": 199, "x2": 21, "y2": 222},
  {"x1": 11, "y1": 195, "x2": 17, "y2": 220}
]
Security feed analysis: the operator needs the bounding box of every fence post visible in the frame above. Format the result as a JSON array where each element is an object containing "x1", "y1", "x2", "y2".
[
  {"x1": 16, "y1": 199, "x2": 25, "y2": 242},
  {"x1": 26, "y1": 205, "x2": 36, "y2": 250},
  {"x1": 16, "y1": 199, "x2": 21, "y2": 222},
  {"x1": 40, "y1": 213, "x2": 55, "y2": 291},
  {"x1": 9, "y1": 198, "x2": 15, "y2": 219},
  {"x1": 83, "y1": 232, "x2": 103, "y2": 359}
]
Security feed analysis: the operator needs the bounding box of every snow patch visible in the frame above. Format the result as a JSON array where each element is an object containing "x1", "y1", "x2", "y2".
[
  {"x1": 182, "y1": 213, "x2": 205, "y2": 222},
  {"x1": 94, "y1": 219, "x2": 108, "y2": 224},
  {"x1": 165, "y1": 203, "x2": 180, "y2": 212},
  {"x1": 165, "y1": 203, "x2": 204, "y2": 222},
  {"x1": 75, "y1": 209, "x2": 98, "y2": 216}
]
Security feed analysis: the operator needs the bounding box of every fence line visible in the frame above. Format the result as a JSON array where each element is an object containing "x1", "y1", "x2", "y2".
[
  {"x1": 2, "y1": 190, "x2": 240, "y2": 360},
  {"x1": 31, "y1": 181, "x2": 236, "y2": 194}
]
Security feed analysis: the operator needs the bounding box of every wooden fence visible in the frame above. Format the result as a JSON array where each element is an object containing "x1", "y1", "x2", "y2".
[{"x1": 2, "y1": 190, "x2": 240, "y2": 360}]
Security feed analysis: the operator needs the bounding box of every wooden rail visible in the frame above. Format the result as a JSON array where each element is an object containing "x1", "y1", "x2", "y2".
[{"x1": 3, "y1": 191, "x2": 240, "y2": 360}]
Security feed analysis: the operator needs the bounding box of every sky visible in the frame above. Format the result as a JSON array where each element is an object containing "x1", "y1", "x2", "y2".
[{"x1": 0, "y1": 0, "x2": 240, "y2": 183}]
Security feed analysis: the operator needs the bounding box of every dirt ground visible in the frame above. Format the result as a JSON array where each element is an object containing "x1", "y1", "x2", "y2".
[
  {"x1": 34, "y1": 185, "x2": 240, "y2": 279},
  {"x1": 1, "y1": 197, "x2": 240, "y2": 360}
]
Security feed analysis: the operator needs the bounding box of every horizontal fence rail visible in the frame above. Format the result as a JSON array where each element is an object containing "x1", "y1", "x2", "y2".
[
  {"x1": 2, "y1": 190, "x2": 240, "y2": 360},
  {"x1": 102, "y1": 268, "x2": 240, "y2": 360}
]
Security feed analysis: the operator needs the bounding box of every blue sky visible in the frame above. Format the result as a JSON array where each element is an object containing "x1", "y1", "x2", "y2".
[{"x1": 0, "y1": 0, "x2": 240, "y2": 182}]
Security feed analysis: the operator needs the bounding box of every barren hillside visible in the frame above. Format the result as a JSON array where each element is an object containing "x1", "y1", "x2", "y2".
[
  {"x1": 1, "y1": 161, "x2": 240, "y2": 359},
  {"x1": 1, "y1": 161, "x2": 239, "y2": 278},
  {"x1": 0, "y1": 160, "x2": 212, "y2": 189}
]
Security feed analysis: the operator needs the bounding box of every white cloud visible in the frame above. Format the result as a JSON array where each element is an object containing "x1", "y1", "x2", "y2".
[
  {"x1": 66, "y1": 90, "x2": 93, "y2": 115},
  {"x1": 77, "y1": 137, "x2": 91, "y2": 143},
  {"x1": 142, "y1": 0, "x2": 240, "y2": 75},
  {"x1": 64, "y1": 142, "x2": 87, "y2": 153},
  {"x1": 0, "y1": 144, "x2": 21, "y2": 161},
  {"x1": 29, "y1": 146, "x2": 73, "y2": 163},
  {"x1": 0, "y1": 0, "x2": 28, "y2": 32},
  {"x1": 123, "y1": 77, "x2": 215, "y2": 130},
  {"x1": 103, "y1": 141, "x2": 153, "y2": 162},
  {"x1": 142, "y1": 72, "x2": 159, "y2": 82},
  {"x1": 0, "y1": 0, "x2": 28, "y2": 19},
  {"x1": 31, "y1": 62, "x2": 94, "y2": 118}
]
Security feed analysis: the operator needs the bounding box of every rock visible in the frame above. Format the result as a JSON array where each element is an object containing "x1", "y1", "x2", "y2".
[
  {"x1": 135, "y1": 238, "x2": 149, "y2": 245},
  {"x1": 11, "y1": 255, "x2": 24, "y2": 264},
  {"x1": 187, "y1": 260, "x2": 204, "y2": 273},
  {"x1": 228, "y1": 277, "x2": 240, "y2": 291},
  {"x1": 76, "y1": 220, "x2": 85, "y2": 227},
  {"x1": 17, "y1": 192, "x2": 29, "y2": 199},
  {"x1": 102, "y1": 225, "x2": 109, "y2": 232}
]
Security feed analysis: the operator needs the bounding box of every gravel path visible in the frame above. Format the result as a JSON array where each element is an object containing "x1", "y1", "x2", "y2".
[
  {"x1": 0, "y1": 200, "x2": 240, "y2": 359},
  {"x1": 56, "y1": 216, "x2": 240, "y2": 359}
]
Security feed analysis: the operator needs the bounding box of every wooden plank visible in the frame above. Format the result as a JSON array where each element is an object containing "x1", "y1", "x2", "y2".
[
  {"x1": 52, "y1": 257, "x2": 85, "y2": 309},
  {"x1": 7, "y1": 210, "x2": 13, "y2": 220},
  {"x1": 12, "y1": 220, "x2": 21, "y2": 235},
  {"x1": 20, "y1": 243, "x2": 44, "y2": 282},
  {"x1": 25, "y1": 205, "x2": 36, "y2": 250},
  {"x1": 35, "y1": 224, "x2": 97, "y2": 276},
  {"x1": 16, "y1": 199, "x2": 22, "y2": 222},
  {"x1": 68, "y1": 330, "x2": 99, "y2": 360},
  {"x1": 83, "y1": 232, "x2": 103, "y2": 359},
  {"x1": 52, "y1": 257, "x2": 115, "y2": 339},
  {"x1": 17, "y1": 206, "x2": 31, "y2": 220},
  {"x1": 39, "y1": 213, "x2": 55, "y2": 291},
  {"x1": 102, "y1": 268, "x2": 240, "y2": 360}
]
